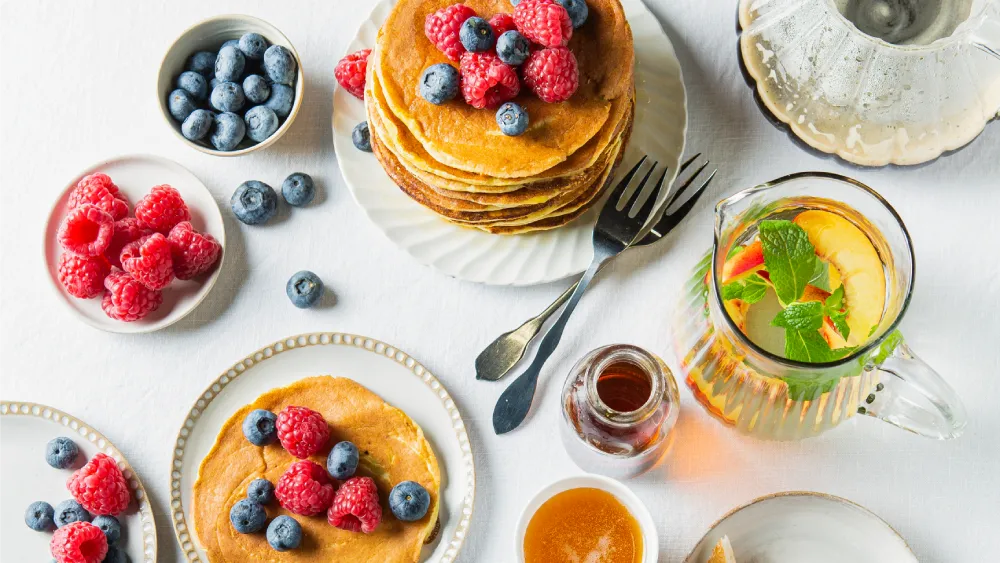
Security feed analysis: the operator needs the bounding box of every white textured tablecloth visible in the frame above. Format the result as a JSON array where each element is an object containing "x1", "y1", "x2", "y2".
[{"x1": 2, "y1": 1, "x2": 999, "y2": 561}]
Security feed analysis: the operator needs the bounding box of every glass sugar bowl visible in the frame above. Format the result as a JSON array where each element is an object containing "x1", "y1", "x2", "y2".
[{"x1": 560, "y1": 344, "x2": 679, "y2": 479}]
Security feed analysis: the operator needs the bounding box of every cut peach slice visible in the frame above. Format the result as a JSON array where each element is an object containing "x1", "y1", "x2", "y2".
[
  {"x1": 722, "y1": 240, "x2": 764, "y2": 282},
  {"x1": 794, "y1": 210, "x2": 885, "y2": 346}
]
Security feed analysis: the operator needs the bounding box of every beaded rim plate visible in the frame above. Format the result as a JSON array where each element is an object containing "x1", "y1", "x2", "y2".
[
  {"x1": 168, "y1": 332, "x2": 475, "y2": 563},
  {"x1": 0, "y1": 401, "x2": 158, "y2": 563}
]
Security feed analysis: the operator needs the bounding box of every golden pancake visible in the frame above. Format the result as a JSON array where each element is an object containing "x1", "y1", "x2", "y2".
[{"x1": 193, "y1": 376, "x2": 440, "y2": 563}]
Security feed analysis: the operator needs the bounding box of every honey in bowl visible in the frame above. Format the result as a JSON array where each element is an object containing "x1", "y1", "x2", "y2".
[{"x1": 523, "y1": 487, "x2": 643, "y2": 563}]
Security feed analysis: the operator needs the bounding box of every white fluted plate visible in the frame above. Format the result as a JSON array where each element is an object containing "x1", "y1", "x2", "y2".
[{"x1": 333, "y1": 0, "x2": 686, "y2": 285}]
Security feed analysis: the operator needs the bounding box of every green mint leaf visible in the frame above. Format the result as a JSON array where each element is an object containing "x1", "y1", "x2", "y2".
[
  {"x1": 825, "y1": 286, "x2": 845, "y2": 310},
  {"x1": 870, "y1": 329, "x2": 904, "y2": 365},
  {"x1": 868, "y1": 323, "x2": 879, "y2": 338},
  {"x1": 829, "y1": 310, "x2": 851, "y2": 340},
  {"x1": 722, "y1": 281, "x2": 745, "y2": 301},
  {"x1": 727, "y1": 244, "x2": 746, "y2": 259},
  {"x1": 823, "y1": 286, "x2": 850, "y2": 339},
  {"x1": 784, "y1": 328, "x2": 837, "y2": 362},
  {"x1": 772, "y1": 302, "x2": 824, "y2": 331},
  {"x1": 741, "y1": 274, "x2": 768, "y2": 305},
  {"x1": 809, "y1": 259, "x2": 832, "y2": 292},
  {"x1": 781, "y1": 371, "x2": 845, "y2": 401},
  {"x1": 758, "y1": 220, "x2": 817, "y2": 307}
]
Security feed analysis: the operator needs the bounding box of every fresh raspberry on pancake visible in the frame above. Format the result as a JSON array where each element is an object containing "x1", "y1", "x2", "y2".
[
  {"x1": 275, "y1": 460, "x2": 335, "y2": 516},
  {"x1": 335, "y1": 49, "x2": 371, "y2": 99},
  {"x1": 459, "y1": 51, "x2": 519, "y2": 109},
  {"x1": 523, "y1": 46, "x2": 579, "y2": 102},
  {"x1": 425, "y1": 4, "x2": 477, "y2": 61},
  {"x1": 67, "y1": 453, "x2": 131, "y2": 516},
  {"x1": 276, "y1": 406, "x2": 330, "y2": 459},
  {"x1": 68, "y1": 173, "x2": 129, "y2": 221},
  {"x1": 327, "y1": 476, "x2": 382, "y2": 533},
  {"x1": 50, "y1": 521, "x2": 108, "y2": 563},
  {"x1": 489, "y1": 13, "x2": 517, "y2": 36},
  {"x1": 513, "y1": 0, "x2": 573, "y2": 47}
]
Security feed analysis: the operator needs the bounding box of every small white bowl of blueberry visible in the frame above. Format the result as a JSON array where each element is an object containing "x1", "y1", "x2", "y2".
[{"x1": 158, "y1": 14, "x2": 303, "y2": 155}]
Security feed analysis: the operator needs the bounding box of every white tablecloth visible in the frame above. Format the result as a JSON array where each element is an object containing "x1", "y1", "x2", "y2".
[{"x1": 2, "y1": 1, "x2": 998, "y2": 561}]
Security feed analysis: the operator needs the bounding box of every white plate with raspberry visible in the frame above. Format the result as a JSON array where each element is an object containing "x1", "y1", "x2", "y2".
[
  {"x1": 332, "y1": 0, "x2": 687, "y2": 285},
  {"x1": 43, "y1": 154, "x2": 225, "y2": 333},
  {"x1": 0, "y1": 401, "x2": 158, "y2": 563}
]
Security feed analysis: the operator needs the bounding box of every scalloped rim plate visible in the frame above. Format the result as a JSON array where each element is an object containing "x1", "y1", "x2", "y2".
[
  {"x1": 168, "y1": 332, "x2": 475, "y2": 563},
  {"x1": 0, "y1": 401, "x2": 158, "y2": 563}
]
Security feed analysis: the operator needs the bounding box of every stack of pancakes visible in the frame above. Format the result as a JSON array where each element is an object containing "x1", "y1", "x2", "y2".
[{"x1": 366, "y1": 0, "x2": 635, "y2": 234}]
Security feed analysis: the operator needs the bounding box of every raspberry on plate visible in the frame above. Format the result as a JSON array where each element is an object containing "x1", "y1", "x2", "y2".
[
  {"x1": 102, "y1": 271, "x2": 163, "y2": 322},
  {"x1": 167, "y1": 221, "x2": 221, "y2": 280},
  {"x1": 58, "y1": 205, "x2": 115, "y2": 257},
  {"x1": 50, "y1": 521, "x2": 108, "y2": 563},
  {"x1": 523, "y1": 46, "x2": 579, "y2": 103},
  {"x1": 276, "y1": 406, "x2": 330, "y2": 459},
  {"x1": 335, "y1": 49, "x2": 371, "y2": 100},
  {"x1": 105, "y1": 218, "x2": 151, "y2": 269},
  {"x1": 58, "y1": 253, "x2": 111, "y2": 299},
  {"x1": 327, "y1": 476, "x2": 382, "y2": 533},
  {"x1": 68, "y1": 173, "x2": 129, "y2": 221},
  {"x1": 489, "y1": 13, "x2": 517, "y2": 36},
  {"x1": 275, "y1": 460, "x2": 335, "y2": 516},
  {"x1": 134, "y1": 184, "x2": 191, "y2": 234},
  {"x1": 425, "y1": 4, "x2": 477, "y2": 62},
  {"x1": 459, "y1": 51, "x2": 520, "y2": 109},
  {"x1": 67, "y1": 453, "x2": 131, "y2": 516},
  {"x1": 514, "y1": 0, "x2": 573, "y2": 47},
  {"x1": 120, "y1": 233, "x2": 175, "y2": 290}
]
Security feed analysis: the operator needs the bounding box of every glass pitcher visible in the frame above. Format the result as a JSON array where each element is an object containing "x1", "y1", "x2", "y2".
[{"x1": 673, "y1": 172, "x2": 967, "y2": 440}]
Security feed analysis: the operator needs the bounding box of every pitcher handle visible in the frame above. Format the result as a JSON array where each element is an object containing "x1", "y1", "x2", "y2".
[
  {"x1": 862, "y1": 335, "x2": 967, "y2": 440},
  {"x1": 972, "y1": 4, "x2": 1000, "y2": 63}
]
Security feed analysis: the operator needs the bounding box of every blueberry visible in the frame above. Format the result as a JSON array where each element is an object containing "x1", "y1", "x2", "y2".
[
  {"x1": 167, "y1": 89, "x2": 197, "y2": 122},
  {"x1": 264, "y1": 84, "x2": 295, "y2": 118},
  {"x1": 246, "y1": 478, "x2": 274, "y2": 504},
  {"x1": 103, "y1": 546, "x2": 131, "y2": 563},
  {"x1": 263, "y1": 45, "x2": 297, "y2": 86},
  {"x1": 419, "y1": 64, "x2": 460, "y2": 105},
  {"x1": 389, "y1": 481, "x2": 430, "y2": 522},
  {"x1": 92, "y1": 515, "x2": 121, "y2": 545},
  {"x1": 231, "y1": 182, "x2": 278, "y2": 225},
  {"x1": 496, "y1": 31, "x2": 530, "y2": 66},
  {"x1": 222, "y1": 39, "x2": 241, "y2": 51},
  {"x1": 46, "y1": 437, "x2": 79, "y2": 469},
  {"x1": 244, "y1": 106, "x2": 279, "y2": 143},
  {"x1": 281, "y1": 173, "x2": 315, "y2": 207},
  {"x1": 459, "y1": 16, "x2": 495, "y2": 52},
  {"x1": 215, "y1": 45, "x2": 246, "y2": 82},
  {"x1": 286, "y1": 271, "x2": 324, "y2": 308},
  {"x1": 210, "y1": 77, "x2": 220, "y2": 91},
  {"x1": 54, "y1": 499, "x2": 90, "y2": 527},
  {"x1": 25, "y1": 501, "x2": 55, "y2": 531},
  {"x1": 243, "y1": 75, "x2": 271, "y2": 104},
  {"x1": 496, "y1": 102, "x2": 528, "y2": 136},
  {"x1": 210, "y1": 81, "x2": 245, "y2": 113},
  {"x1": 326, "y1": 441, "x2": 359, "y2": 480},
  {"x1": 510, "y1": 0, "x2": 523, "y2": 5},
  {"x1": 181, "y1": 109, "x2": 214, "y2": 141},
  {"x1": 176, "y1": 71, "x2": 208, "y2": 100},
  {"x1": 242, "y1": 409, "x2": 278, "y2": 444},
  {"x1": 187, "y1": 51, "x2": 216, "y2": 77},
  {"x1": 229, "y1": 499, "x2": 266, "y2": 534},
  {"x1": 352, "y1": 121, "x2": 371, "y2": 152},
  {"x1": 266, "y1": 515, "x2": 302, "y2": 551},
  {"x1": 557, "y1": 0, "x2": 589, "y2": 28},
  {"x1": 238, "y1": 32, "x2": 269, "y2": 60},
  {"x1": 211, "y1": 112, "x2": 246, "y2": 151}
]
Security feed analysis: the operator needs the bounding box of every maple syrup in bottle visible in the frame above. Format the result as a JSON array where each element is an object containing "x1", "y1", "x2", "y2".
[{"x1": 561, "y1": 345, "x2": 679, "y2": 479}]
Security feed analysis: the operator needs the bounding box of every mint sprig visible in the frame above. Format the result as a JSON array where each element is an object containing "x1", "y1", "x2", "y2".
[
  {"x1": 825, "y1": 286, "x2": 850, "y2": 340},
  {"x1": 721, "y1": 273, "x2": 768, "y2": 305},
  {"x1": 783, "y1": 328, "x2": 855, "y2": 363},
  {"x1": 758, "y1": 220, "x2": 817, "y2": 307}
]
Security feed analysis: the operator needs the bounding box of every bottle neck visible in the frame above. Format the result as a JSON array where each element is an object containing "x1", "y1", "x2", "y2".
[{"x1": 584, "y1": 345, "x2": 663, "y2": 427}]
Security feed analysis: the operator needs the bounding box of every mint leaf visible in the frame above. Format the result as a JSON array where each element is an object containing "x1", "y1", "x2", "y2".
[
  {"x1": 758, "y1": 220, "x2": 817, "y2": 307},
  {"x1": 809, "y1": 259, "x2": 832, "y2": 292},
  {"x1": 870, "y1": 329, "x2": 903, "y2": 365},
  {"x1": 784, "y1": 328, "x2": 856, "y2": 363},
  {"x1": 825, "y1": 286, "x2": 845, "y2": 310},
  {"x1": 722, "y1": 281, "x2": 744, "y2": 301},
  {"x1": 828, "y1": 311, "x2": 850, "y2": 340},
  {"x1": 741, "y1": 274, "x2": 768, "y2": 305},
  {"x1": 781, "y1": 370, "x2": 845, "y2": 401},
  {"x1": 772, "y1": 302, "x2": 824, "y2": 331},
  {"x1": 727, "y1": 245, "x2": 746, "y2": 259},
  {"x1": 823, "y1": 286, "x2": 850, "y2": 339}
]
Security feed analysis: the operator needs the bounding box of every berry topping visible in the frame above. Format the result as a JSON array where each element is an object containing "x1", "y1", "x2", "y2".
[
  {"x1": 105, "y1": 218, "x2": 151, "y2": 269},
  {"x1": 167, "y1": 221, "x2": 221, "y2": 280},
  {"x1": 231, "y1": 181, "x2": 278, "y2": 225},
  {"x1": 459, "y1": 51, "x2": 520, "y2": 109},
  {"x1": 247, "y1": 478, "x2": 275, "y2": 504},
  {"x1": 242, "y1": 409, "x2": 278, "y2": 446},
  {"x1": 335, "y1": 49, "x2": 371, "y2": 100},
  {"x1": 58, "y1": 205, "x2": 114, "y2": 257},
  {"x1": 53, "y1": 500, "x2": 91, "y2": 528},
  {"x1": 50, "y1": 521, "x2": 108, "y2": 563},
  {"x1": 276, "y1": 406, "x2": 329, "y2": 458},
  {"x1": 425, "y1": 4, "x2": 477, "y2": 62},
  {"x1": 327, "y1": 476, "x2": 382, "y2": 533},
  {"x1": 91, "y1": 515, "x2": 121, "y2": 545},
  {"x1": 523, "y1": 46, "x2": 579, "y2": 103},
  {"x1": 557, "y1": 0, "x2": 589, "y2": 28},
  {"x1": 513, "y1": 0, "x2": 573, "y2": 47},
  {"x1": 275, "y1": 460, "x2": 335, "y2": 516},
  {"x1": 58, "y1": 253, "x2": 111, "y2": 299},
  {"x1": 229, "y1": 498, "x2": 267, "y2": 534},
  {"x1": 266, "y1": 515, "x2": 302, "y2": 551},
  {"x1": 25, "y1": 501, "x2": 56, "y2": 531},
  {"x1": 68, "y1": 174, "x2": 129, "y2": 221},
  {"x1": 496, "y1": 101, "x2": 529, "y2": 136},
  {"x1": 460, "y1": 16, "x2": 495, "y2": 52},
  {"x1": 489, "y1": 13, "x2": 517, "y2": 36},
  {"x1": 46, "y1": 437, "x2": 80, "y2": 469},
  {"x1": 326, "y1": 441, "x2": 360, "y2": 480},
  {"x1": 101, "y1": 271, "x2": 163, "y2": 322},
  {"x1": 134, "y1": 185, "x2": 190, "y2": 234},
  {"x1": 120, "y1": 233, "x2": 175, "y2": 290},
  {"x1": 67, "y1": 453, "x2": 131, "y2": 516},
  {"x1": 389, "y1": 481, "x2": 431, "y2": 522},
  {"x1": 281, "y1": 172, "x2": 315, "y2": 207},
  {"x1": 496, "y1": 30, "x2": 530, "y2": 66},
  {"x1": 352, "y1": 121, "x2": 372, "y2": 152},
  {"x1": 286, "y1": 270, "x2": 324, "y2": 309},
  {"x1": 419, "y1": 63, "x2": 461, "y2": 105}
]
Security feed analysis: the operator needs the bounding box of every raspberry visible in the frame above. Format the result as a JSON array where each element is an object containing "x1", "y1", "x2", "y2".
[
  {"x1": 50, "y1": 521, "x2": 108, "y2": 563},
  {"x1": 58, "y1": 205, "x2": 115, "y2": 257},
  {"x1": 58, "y1": 253, "x2": 111, "y2": 299},
  {"x1": 68, "y1": 173, "x2": 129, "y2": 221},
  {"x1": 134, "y1": 184, "x2": 190, "y2": 234},
  {"x1": 327, "y1": 476, "x2": 382, "y2": 533},
  {"x1": 275, "y1": 460, "x2": 335, "y2": 516},
  {"x1": 459, "y1": 51, "x2": 520, "y2": 109},
  {"x1": 489, "y1": 13, "x2": 517, "y2": 36},
  {"x1": 67, "y1": 453, "x2": 131, "y2": 516},
  {"x1": 425, "y1": 4, "x2": 477, "y2": 62},
  {"x1": 276, "y1": 406, "x2": 330, "y2": 459},
  {"x1": 167, "y1": 221, "x2": 222, "y2": 280},
  {"x1": 514, "y1": 0, "x2": 572, "y2": 47},
  {"x1": 523, "y1": 46, "x2": 579, "y2": 102},
  {"x1": 335, "y1": 49, "x2": 371, "y2": 100},
  {"x1": 102, "y1": 271, "x2": 163, "y2": 322},
  {"x1": 105, "y1": 218, "x2": 151, "y2": 269},
  {"x1": 120, "y1": 233, "x2": 175, "y2": 290}
]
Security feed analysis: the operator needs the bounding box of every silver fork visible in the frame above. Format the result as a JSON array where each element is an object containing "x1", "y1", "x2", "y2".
[
  {"x1": 476, "y1": 154, "x2": 716, "y2": 382},
  {"x1": 492, "y1": 156, "x2": 671, "y2": 435}
]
